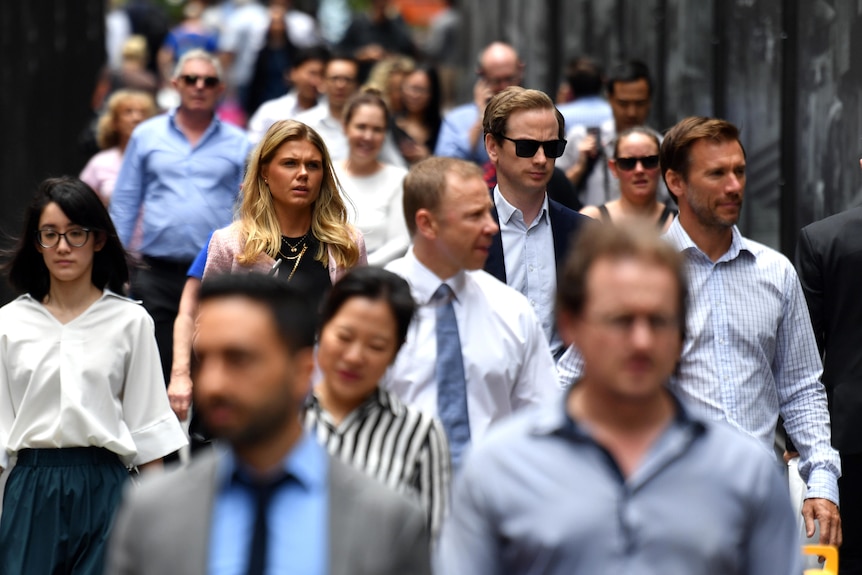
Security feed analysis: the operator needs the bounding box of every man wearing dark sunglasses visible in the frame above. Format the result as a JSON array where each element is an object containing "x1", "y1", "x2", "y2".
[
  {"x1": 483, "y1": 86, "x2": 591, "y2": 360},
  {"x1": 110, "y1": 49, "x2": 252, "y2": 387}
]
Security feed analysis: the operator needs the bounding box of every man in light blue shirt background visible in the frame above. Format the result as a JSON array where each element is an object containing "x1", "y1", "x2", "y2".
[
  {"x1": 556, "y1": 56, "x2": 613, "y2": 132},
  {"x1": 438, "y1": 222, "x2": 801, "y2": 575},
  {"x1": 109, "y1": 49, "x2": 251, "y2": 381}
]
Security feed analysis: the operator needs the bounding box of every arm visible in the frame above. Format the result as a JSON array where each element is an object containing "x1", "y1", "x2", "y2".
[
  {"x1": 433, "y1": 104, "x2": 486, "y2": 164},
  {"x1": 417, "y1": 417, "x2": 451, "y2": 541},
  {"x1": 774, "y1": 267, "x2": 841, "y2": 544},
  {"x1": 168, "y1": 277, "x2": 201, "y2": 421},
  {"x1": 109, "y1": 134, "x2": 146, "y2": 247},
  {"x1": 511, "y1": 307, "x2": 562, "y2": 410},
  {"x1": 795, "y1": 227, "x2": 825, "y2": 354},
  {"x1": 366, "y1": 172, "x2": 410, "y2": 266}
]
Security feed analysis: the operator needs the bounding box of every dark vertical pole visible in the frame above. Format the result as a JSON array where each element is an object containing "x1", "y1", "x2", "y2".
[
  {"x1": 548, "y1": 0, "x2": 562, "y2": 98},
  {"x1": 615, "y1": 0, "x2": 626, "y2": 57},
  {"x1": 712, "y1": 0, "x2": 728, "y2": 118},
  {"x1": 655, "y1": 0, "x2": 668, "y2": 128},
  {"x1": 780, "y1": 0, "x2": 799, "y2": 255}
]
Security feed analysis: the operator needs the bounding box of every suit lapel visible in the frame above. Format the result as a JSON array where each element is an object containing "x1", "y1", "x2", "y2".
[
  {"x1": 328, "y1": 457, "x2": 351, "y2": 575},
  {"x1": 176, "y1": 453, "x2": 220, "y2": 574}
]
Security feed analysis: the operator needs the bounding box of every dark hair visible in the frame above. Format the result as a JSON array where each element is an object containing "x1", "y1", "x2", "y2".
[
  {"x1": 606, "y1": 60, "x2": 652, "y2": 97},
  {"x1": 343, "y1": 89, "x2": 390, "y2": 128},
  {"x1": 564, "y1": 56, "x2": 604, "y2": 97},
  {"x1": 321, "y1": 266, "x2": 416, "y2": 353},
  {"x1": 402, "y1": 65, "x2": 443, "y2": 144},
  {"x1": 557, "y1": 221, "x2": 688, "y2": 342},
  {"x1": 659, "y1": 116, "x2": 745, "y2": 204},
  {"x1": 5, "y1": 177, "x2": 129, "y2": 299},
  {"x1": 293, "y1": 45, "x2": 331, "y2": 69},
  {"x1": 612, "y1": 126, "x2": 661, "y2": 158},
  {"x1": 198, "y1": 273, "x2": 318, "y2": 353}
]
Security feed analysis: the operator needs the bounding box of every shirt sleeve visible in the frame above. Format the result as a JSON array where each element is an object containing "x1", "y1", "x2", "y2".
[
  {"x1": 433, "y1": 109, "x2": 481, "y2": 163},
  {"x1": 0, "y1": 329, "x2": 13, "y2": 470},
  {"x1": 121, "y1": 309, "x2": 188, "y2": 465},
  {"x1": 416, "y1": 417, "x2": 451, "y2": 542},
  {"x1": 775, "y1": 266, "x2": 840, "y2": 504},
  {"x1": 187, "y1": 231, "x2": 213, "y2": 280},
  {"x1": 434, "y1": 449, "x2": 501, "y2": 574},
  {"x1": 366, "y1": 171, "x2": 410, "y2": 266},
  {"x1": 510, "y1": 306, "x2": 562, "y2": 410},
  {"x1": 109, "y1": 134, "x2": 146, "y2": 247}
]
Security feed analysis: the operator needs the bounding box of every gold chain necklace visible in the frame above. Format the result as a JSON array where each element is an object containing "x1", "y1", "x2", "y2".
[
  {"x1": 277, "y1": 243, "x2": 309, "y2": 282},
  {"x1": 282, "y1": 231, "x2": 309, "y2": 253}
]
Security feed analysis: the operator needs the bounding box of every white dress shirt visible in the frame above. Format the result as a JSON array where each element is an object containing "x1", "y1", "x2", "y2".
[
  {"x1": 247, "y1": 91, "x2": 314, "y2": 144},
  {"x1": 0, "y1": 291, "x2": 188, "y2": 469},
  {"x1": 337, "y1": 162, "x2": 409, "y2": 266},
  {"x1": 383, "y1": 249, "x2": 560, "y2": 445},
  {"x1": 493, "y1": 187, "x2": 561, "y2": 357}
]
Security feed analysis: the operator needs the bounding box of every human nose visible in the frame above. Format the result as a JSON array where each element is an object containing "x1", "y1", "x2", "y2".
[
  {"x1": 629, "y1": 317, "x2": 656, "y2": 348},
  {"x1": 484, "y1": 212, "x2": 500, "y2": 235},
  {"x1": 342, "y1": 341, "x2": 364, "y2": 365}
]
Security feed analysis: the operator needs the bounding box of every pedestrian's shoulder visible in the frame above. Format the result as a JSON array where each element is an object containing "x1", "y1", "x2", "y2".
[{"x1": 443, "y1": 102, "x2": 477, "y2": 122}]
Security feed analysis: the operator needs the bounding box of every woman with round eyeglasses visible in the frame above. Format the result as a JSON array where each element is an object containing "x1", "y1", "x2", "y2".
[
  {"x1": 303, "y1": 266, "x2": 450, "y2": 540},
  {"x1": 579, "y1": 126, "x2": 677, "y2": 232},
  {"x1": 0, "y1": 177, "x2": 187, "y2": 573},
  {"x1": 393, "y1": 65, "x2": 443, "y2": 165},
  {"x1": 335, "y1": 90, "x2": 410, "y2": 265}
]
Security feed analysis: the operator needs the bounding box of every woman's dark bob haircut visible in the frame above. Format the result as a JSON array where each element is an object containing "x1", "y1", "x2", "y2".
[
  {"x1": 5, "y1": 176, "x2": 129, "y2": 300},
  {"x1": 320, "y1": 266, "x2": 416, "y2": 354}
]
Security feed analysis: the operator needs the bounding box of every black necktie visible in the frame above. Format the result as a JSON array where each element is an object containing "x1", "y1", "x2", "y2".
[{"x1": 238, "y1": 472, "x2": 292, "y2": 575}]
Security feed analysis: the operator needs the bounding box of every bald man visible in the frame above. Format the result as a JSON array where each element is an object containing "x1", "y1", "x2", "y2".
[{"x1": 434, "y1": 42, "x2": 524, "y2": 166}]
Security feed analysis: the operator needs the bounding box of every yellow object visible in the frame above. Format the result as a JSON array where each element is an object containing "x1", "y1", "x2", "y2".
[{"x1": 802, "y1": 544, "x2": 838, "y2": 575}]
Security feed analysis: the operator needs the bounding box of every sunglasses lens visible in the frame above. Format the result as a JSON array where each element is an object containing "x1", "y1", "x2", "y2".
[
  {"x1": 542, "y1": 140, "x2": 566, "y2": 159},
  {"x1": 182, "y1": 75, "x2": 219, "y2": 88},
  {"x1": 203, "y1": 77, "x2": 219, "y2": 88},
  {"x1": 617, "y1": 156, "x2": 659, "y2": 171},
  {"x1": 641, "y1": 155, "x2": 659, "y2": 169},
  {"x1": 514, "y1": 141, "x2": 541, "y2": 158}
]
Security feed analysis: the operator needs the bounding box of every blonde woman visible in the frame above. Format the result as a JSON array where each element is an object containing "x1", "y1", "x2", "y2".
[{"x1": 167, "y1": 120, "x2": 366, "y2": 421}]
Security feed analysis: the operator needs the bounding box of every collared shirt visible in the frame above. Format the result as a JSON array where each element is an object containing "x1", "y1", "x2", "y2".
[
  {"x1": 336, "y1": 162, "x2": 410, "y2": 266},
  {"x1": 294, "y1": 103, "x2": 406, "y2": 168},
  {"x1": 247, "y1": 91, "x2": 317, "y2": 144},
  {"x1": 383, "y1": 248, "x2": 560, "y2": 446},
  {"x1": 663, "y1": 217, "x2": 840, "y2": 503},
  {"x1": 436, "y1": 392, "x2": 802, "y2": 575},
  {"x1": 494, "y1": 186, "x2": 561, "y2": 357},
  {"x1": 556, "y1": 95, "x2": 613, "y2": 134},
  {"x1": 303, "y1": 387, "x2": 450, "y2": 538},
  {"x1": 433, "y1": 103, "x2": 488, "y2": 165},
  {"x1": 209, "y1": 433, "x2": 328, "y2": 575},
  {"x1": 109, "y1": 110, "x2": 251, "y2": 260},
  {"x1": 0, "y1": 291, "x2": 188, "y2": 469}
]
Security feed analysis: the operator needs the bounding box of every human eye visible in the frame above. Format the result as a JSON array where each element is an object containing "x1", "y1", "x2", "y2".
[
  {"x1": 306, "y1": 161, "x2": 322, "y2": 171},
  {"x1": 649, "y1": 314, "x2": 677, "y2": 332},
  {"x1": 282, "y1": 158, "x2": 298, "y2": 167},
  {"x1": 67, "y1": 228, "x2": 88, "y2": 242},
  {"x1": 40, "y1": 230, "x2": 59, "y2": 242}
]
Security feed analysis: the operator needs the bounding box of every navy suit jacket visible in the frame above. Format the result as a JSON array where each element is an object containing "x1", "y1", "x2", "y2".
[{"x1": 485, "y1": 193, "x2": 591, "y2": 282}]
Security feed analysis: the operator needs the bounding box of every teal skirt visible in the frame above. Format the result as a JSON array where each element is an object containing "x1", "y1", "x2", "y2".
[{"x1": 0, "y1": 447, "x2": 129, "y2": 574}]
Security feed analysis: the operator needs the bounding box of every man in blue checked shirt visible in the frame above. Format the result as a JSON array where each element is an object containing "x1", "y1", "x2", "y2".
[{"x1": 110, "y1": 48, "x2": 251, "y2": 383}]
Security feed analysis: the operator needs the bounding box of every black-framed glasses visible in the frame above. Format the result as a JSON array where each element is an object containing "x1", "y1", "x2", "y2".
[
  {"x1": 36, "y1": 228, "x2": 92, "y2": 248},
  {"x1": 501, "y1": 136, "x2": 567, "y2": 159},
  {"x1": 615, "y1": 155, "x2": 660, "y2": 171},
  {"x1": 179, "y1": 74, "x2": 220, "y2": 88}
]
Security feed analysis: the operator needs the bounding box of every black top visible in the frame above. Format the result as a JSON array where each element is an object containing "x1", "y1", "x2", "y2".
[
  {"x1": 597, "y1": 202, "x2": 677, "y2": 228},
  {"x1": 277, "y1": 233, "x2": 331, "y2": 312}
]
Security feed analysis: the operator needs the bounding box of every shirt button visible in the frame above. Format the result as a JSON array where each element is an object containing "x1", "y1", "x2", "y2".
[
  {"x1": 529, "y1": 265, "x2": 535, "y2": 272},
  {"x1": 529, "y1": 299, "x2": 536, "y2": 307}
]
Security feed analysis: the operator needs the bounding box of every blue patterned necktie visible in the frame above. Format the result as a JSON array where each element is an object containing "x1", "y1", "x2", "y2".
[{"x1": 433, "y1": 283, "x2": 471, "y2": 467}]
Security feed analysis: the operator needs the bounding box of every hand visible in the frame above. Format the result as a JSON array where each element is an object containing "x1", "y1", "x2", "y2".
[
  {"x1": 473, "y1": 78, "x2": 493, "y2": 114},
  {"x1": 399, "y1": 139, "x2": 430, "y2": 163},
  {"x1": 783, "y1": 450, "x2": 799, "y2": 464},
  {"x1": 167, "y1": 372, "x2": 193, "y2": 421},
  {"x1": 802, "y1": 497, "x2": 842, "y2": 547},
  {"x1": 578, "y1": 133, "x2": 599, "y2": 159}
]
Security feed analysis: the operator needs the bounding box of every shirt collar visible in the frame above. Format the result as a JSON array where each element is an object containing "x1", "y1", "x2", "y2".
[
  {"x1": 401, "y1": 247, "x2": 468, "y2": 305},
  {"x1": 216, "y1": 431, "x2": 327, "y2": 492},
  {"x1": 664, "y1": 217, "x2": 755, "y2": 263},
  {"x1": 167, "y1": 107, "x2": 220, "y2": 140},
  {"x1": 493, "y1": 185, "x2": 550, "y2": 227}
]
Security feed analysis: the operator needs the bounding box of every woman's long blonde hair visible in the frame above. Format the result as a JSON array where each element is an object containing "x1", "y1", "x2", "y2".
[{"x1": 237, "y1": 120, "x2": 360, "y2": 268}]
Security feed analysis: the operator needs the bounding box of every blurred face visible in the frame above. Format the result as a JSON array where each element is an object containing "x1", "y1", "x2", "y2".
[
  {"x1": 323, "y1": 59, "x2": 359, "y2": 109},
  {"x1": 667, "y1": 138, "x2": 745, "y2": 231},
  {"x1": 289, "y1": 58, "x2": 325, "y2": 103},
  {"x1": 427, "y1": 174, "x2": 499, "y2": 277},
  {"x1": 317, "y1": 297, "x2": 399, "y2": 413},
  {"x1": 193, "y1": 296, "x2": 313, "y2": 447},
  {"x1": 561, "y1": 257, "x2": 682, "y2": 404},
  {"x1": 401, "y1": 70, "x2": 431, "y2": 114},
  {"x1": 478, "y1": 52, "x2": 523, "y2": 94},
  {"x1": 609, "y1": 79, "x2": 651, "y2": 132},
  {"x1": 173, "y1": 57, "x2": 224, "y2": 114},
  {"x1": 36, "y1": 202, "x2": 103, "y2": 288},
  {"x1": 261, "y1": 139, "x2": 323, "y2": 215},
  {"x1": 610, "y1": 133, "x2": 661, "y2": 204},
  {"x1": 345, "y1": 104, "x2": 387, "y2": 163},
  {"x1": 486, "y1": 107, "x2": 559, "y2": 196},
  {"x1": 115, "y1": 97, "x2": 152, "y2": 142}
]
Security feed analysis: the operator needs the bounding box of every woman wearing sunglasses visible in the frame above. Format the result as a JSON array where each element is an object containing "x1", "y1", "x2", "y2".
[
  {"x1": 304, "y1": 266, "x2": 450, "y2": 540},
  {"x1": 0, "y1": 177, "x2": 187, "y2": 573},
  {"x1": 579, "y1": 126, "x2": 676, "y2": 232}
]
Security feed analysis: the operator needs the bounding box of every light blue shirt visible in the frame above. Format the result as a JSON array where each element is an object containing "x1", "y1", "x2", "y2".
[
  {"x1": 433, "y1": 103, "x2": 489, "y2": 165},
  {"x1": 437, "y1": 392, "x2": 802, "y2": 575},
  {"x1": 110, "y1": 110, "x2": 251, "y2": 260},
  {"x1": 557, "y1": 95, "x2": 613, "y2": 132},
  {"x1": 493, "y1": 187, "x2": 562, "y2": 357},
  {"x1": 209, "y1": 433, "x2": 328, "y2": 575},
  {"x1": 558, "y1": 217, "x2": 840, "y2": 503}
]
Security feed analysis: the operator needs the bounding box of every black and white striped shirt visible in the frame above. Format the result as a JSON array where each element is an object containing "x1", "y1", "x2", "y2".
[{"x1": 303, "y1": 387, "x2": 451, "y2": 538}]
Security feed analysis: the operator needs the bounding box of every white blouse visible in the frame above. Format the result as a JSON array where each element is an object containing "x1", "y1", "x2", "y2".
[
  {"x1": 0, "y1": 291, "x2": 187, "y2": 469},
  {"x1": 337, "y1": 163, "x2": 410, "y2": 266}
]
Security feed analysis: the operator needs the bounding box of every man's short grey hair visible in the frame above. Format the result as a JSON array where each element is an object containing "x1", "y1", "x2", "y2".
[{"x1": 172, "y1": 49, "x2": 223, "y2": 81}]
